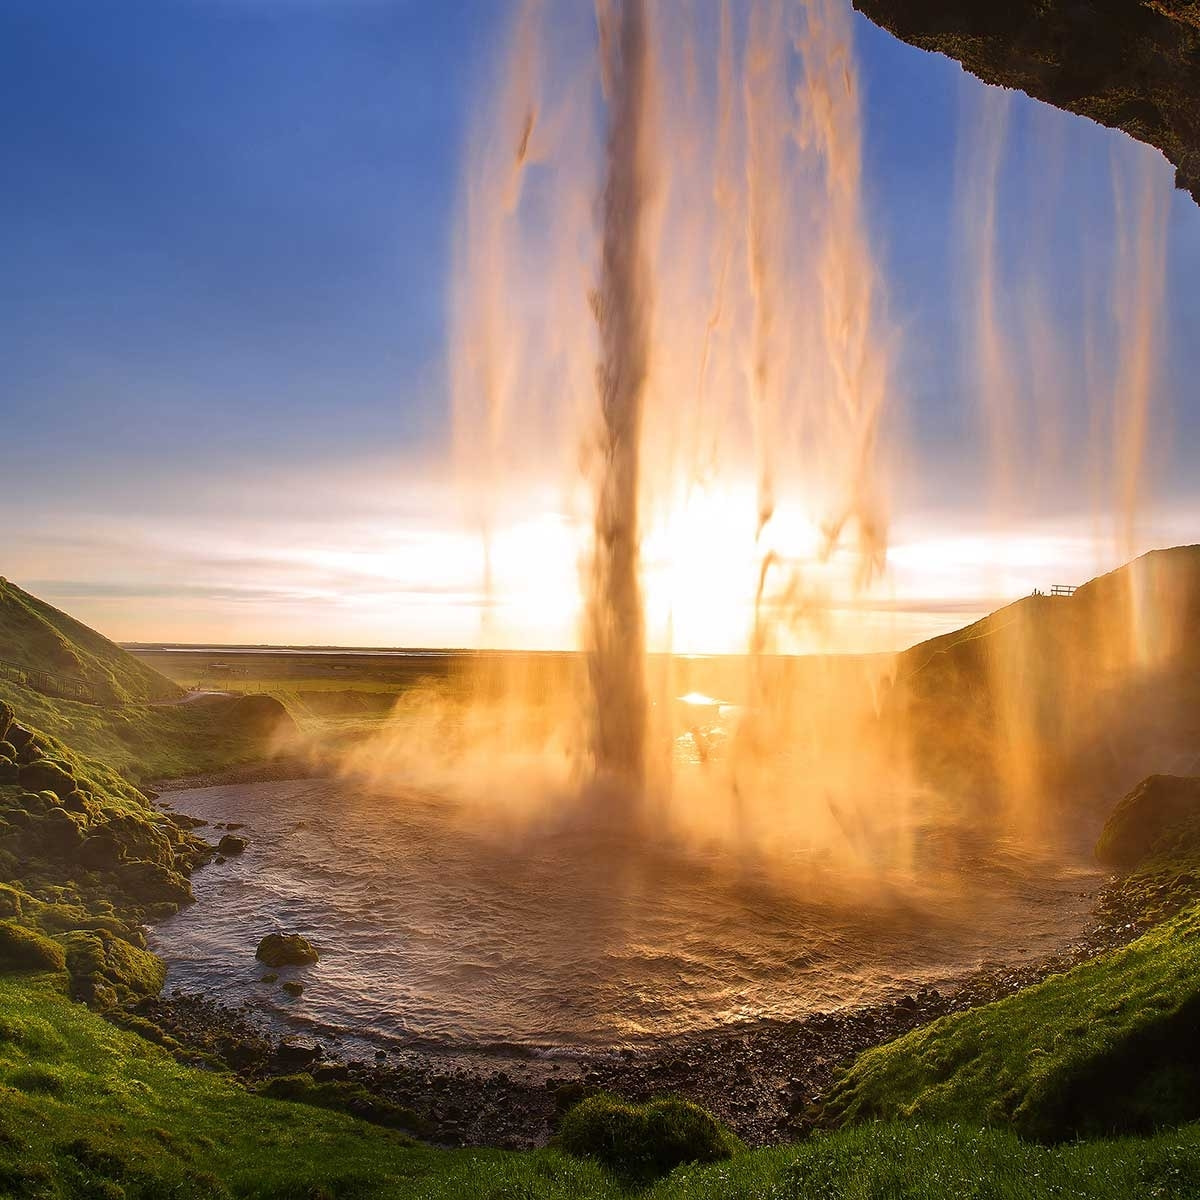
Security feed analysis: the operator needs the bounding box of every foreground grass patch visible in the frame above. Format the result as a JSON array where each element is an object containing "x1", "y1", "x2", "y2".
[{"x1": 3, "y1": 972, "x2": 1200, "y2": 1197}]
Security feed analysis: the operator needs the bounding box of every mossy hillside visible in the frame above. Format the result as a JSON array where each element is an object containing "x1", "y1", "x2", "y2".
[
  {"x1": 824, "y1": 830, "x2": 1200, "y2": 1142},
  {"x1": 2, "y1": 974, "x2": 1200, "y2": 1200},
  {"x1": 0, "y1": 705, "x2": 209, "y2": 1006},
  {"x1": 0, "y1": 680, "x2": 296, "y2": 786},
  {"x1": 0, "y1": 578, "x2": 179, "y2": 705}
]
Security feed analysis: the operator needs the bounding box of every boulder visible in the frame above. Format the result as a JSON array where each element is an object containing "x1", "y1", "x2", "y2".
[
  {"x1": 5, "y1": 724, "x2": 33, "y2": 751},
  {"x1": 0, "y1": 701, "x2": 12, "y2": 742},
  {"x1": 0, "y1": 921, "x2": 66, "y2": 973},
  {"x1": 276, "y1": 1039, "x2": 322, "y2": 1070},
  {"x1": 101, "y1": 813, "x2": 175, "y2": 868},
  {"x1": 217, "y1": 834, "x2": 247, "y2": 855},
  {"x1": 44, "y1": 806, "x2": 86, "y2": 846},
  {"x1": 1096, "y1": 775, "x2": 1200, "y2": 869},
  {"x1": 165, "y1": 812, "x2": 207, "y2": 830},
  {"x1": 0, "y1": 741, "x2": 16, "y2": 763},
  {"x1": 256, "y1": 933, "x2": 319, "y2": 967},
  {"x1": 281, "y1": 981, "x2": 305, "y2": 997},
  {"x1": 17, "y1": 759, "x2": 76, "y2": 800},
  {"x1": 114, "y1": 860, "x2": 194, "y2": 908},
  {"x1": 76, "y1": 834, "x2": 127, "y2": 871},
  {"x1": 0, "y1": 762, "x2": 17, "y2": 785}
]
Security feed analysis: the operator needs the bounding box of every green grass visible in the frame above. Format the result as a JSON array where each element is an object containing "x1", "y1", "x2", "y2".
[
  {"x1": 823, "y1": 899, "x2": 1200, "y2": 1142},
  {"x1": 2, "y1": 971, "x2": 1200, "y2": 1199},
  {"x1": 0, "y1": 579, "x2": 178, "y2": 705},
  {"x1": 0, "y1": 681, "x2": 288, "y2": 785}
]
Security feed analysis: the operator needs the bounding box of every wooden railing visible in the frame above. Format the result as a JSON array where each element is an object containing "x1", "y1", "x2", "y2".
[
  {"x1": 0, "y1": 658, "x2": 98, "y2": 704},
  {"x1": 1050, "y1": 584, "x2": 1077, "y2": 597}
]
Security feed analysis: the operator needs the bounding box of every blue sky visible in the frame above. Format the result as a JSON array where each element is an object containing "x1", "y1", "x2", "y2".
[{"x1": 1, "y1": 1, "x2": 1198, "y2": 649}]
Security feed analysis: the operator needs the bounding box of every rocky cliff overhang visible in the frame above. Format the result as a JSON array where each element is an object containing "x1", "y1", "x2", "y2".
[{"x1": 853, "y1": 0, "x2": 1200, "y2": 204}]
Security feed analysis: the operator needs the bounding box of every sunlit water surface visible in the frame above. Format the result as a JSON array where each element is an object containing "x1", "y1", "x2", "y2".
[{"x1": 150, "y1": 779, "x2": 1100, "y2": 1059}]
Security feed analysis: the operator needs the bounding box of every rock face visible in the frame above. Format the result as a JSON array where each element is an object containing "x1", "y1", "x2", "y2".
[
  {"x1": 1096, "y1": 774, "x2": 1200, "y2": 869},
  {"x1": 256, "y1": 932, "x2": 319, "y2": 967},
  {"x1": 852, "y1": 0, "x2": 1200, "y2": 203}
]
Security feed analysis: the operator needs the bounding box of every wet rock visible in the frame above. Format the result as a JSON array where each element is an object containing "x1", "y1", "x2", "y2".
[
  {"x1": 281, "y1": 981, "x2": 304, "y2": 997},
  {"x1": 256, "y1": 932, "x2": 319, "y2": 967},
  {"x1": 165, "y1": 812, "x2": 207, "y2": 830},
  {"x1": 277, "y1": 1039, "x2": 322, "y2": 1070},
  {"x1": 218, "y1": 834, "x2": 247, "y2": 855}
]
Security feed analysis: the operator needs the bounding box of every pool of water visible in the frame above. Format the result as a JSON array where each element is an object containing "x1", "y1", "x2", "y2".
[{"x1": 150, "y1": 777, "x2": 1100, "y2": 1059}]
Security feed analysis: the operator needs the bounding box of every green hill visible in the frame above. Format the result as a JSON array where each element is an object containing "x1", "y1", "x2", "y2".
[
  {"x1": 0, "y1": 579, "x2": 179, "y2": 705},
  {"x1": 888, "y1": 544, "x2": 1200, "y2": 818}
]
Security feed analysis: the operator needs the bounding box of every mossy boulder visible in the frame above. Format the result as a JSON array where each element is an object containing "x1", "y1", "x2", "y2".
[
  {"x1": 557, "y1": 1094, "x2": 738, "y2": 1181},
  {"x1": 0, "y1": 700, "x2": 12, "y2": 741},
  {"x1": 0, "y1": 884, "x2": 24, "y2": 918},
  {"x1": 5, "y1": 723, "x2": 34, "y2": 753},
  {"x1": 62, "y1": 929, "x2": 166, "y2": 1006},
  {"x1": 75, "y1": 834, "x2": 127, "y2": 871},
  {"x1": 0, "y1": 921, "x2": 66, "y2": 974},
  {"x1": 113, "y1": 860, "x2": 193, "y2": 909},
  {"x1": 0, "y1": 761, "x2": 17, "y2": 785},
  {"x1": 0, "y1": 741, "x2": 17, "y2": 763},
  {"x1": 31, "y1": 808, "x2": 87, "y2": 855},
  {"x1": 1097, "y1": 775, "x2": 1200, "y2": 870},
  {"x1": 256, "y1": 933, "x2": 319, "y2": 967},
  {"x1": 101, "y1": 813, "x2": 175, "y2": 868},
  {"x1": 217, "y1": 833, "x2": 247, "y2": 855},
  {"x1": 17, "y1": 759, "x2": 76, "y2": 800}
]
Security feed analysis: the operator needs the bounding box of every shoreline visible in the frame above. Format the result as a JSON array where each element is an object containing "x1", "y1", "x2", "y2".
[
  {"x1": 131, "y1": 767, "x2": 1142, "y2": 1150},
  {"x1": 132, "y1": 905, "x2": 1137, "y2": 1149},
  {"x1": 149, "y1": 755, "x2": 323, "y2": 793}
]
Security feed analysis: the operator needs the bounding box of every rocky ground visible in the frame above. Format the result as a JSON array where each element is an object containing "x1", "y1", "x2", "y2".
[{"x1": 123, "y1": 866, "x2": 1166, "y2": 1151}]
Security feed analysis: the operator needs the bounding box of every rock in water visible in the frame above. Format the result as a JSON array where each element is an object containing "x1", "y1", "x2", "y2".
[
  {"x1": 217, "y1": 834, "x2": 247, "y2": 855},
  {"x1": 1096, "y1": 775, "x2": 1200, "y2": 869},
  {"x1": 256, "y1": 933, "x2": 319, "y2": 967}
]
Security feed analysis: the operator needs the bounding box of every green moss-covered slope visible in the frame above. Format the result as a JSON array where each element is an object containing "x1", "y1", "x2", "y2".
[
  {"x1": 0, "y1": 682, "x2": 296, "y2": 786},
  {"x1": 2, "y1": 971, "x2": 1200, "y2": 1199},
  {"x1": 824, "y1": 773, "x2": 1200, "y2": 1141},
  {"x1": 0, "y1": 701, "x2": 209, "y2": 1007},
  {"x1": 0, "y1": 578, "x2": 179, "y2": 705}
]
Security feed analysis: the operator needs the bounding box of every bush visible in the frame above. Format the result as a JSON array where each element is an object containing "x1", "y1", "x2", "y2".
[
  {"x1": 557, "y1": 1094, "x2": 737, "y2": 1181},
  {"x1": 0, "y1": 921, "x2": 67, "y2": 973},
  {"x1": 61, "y1": 929, "x2": 166, "y2": 1005}
]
